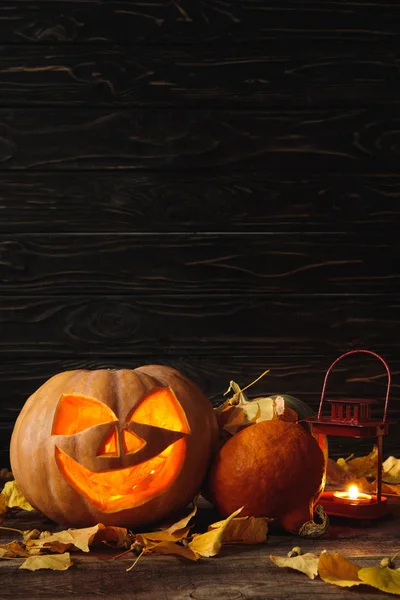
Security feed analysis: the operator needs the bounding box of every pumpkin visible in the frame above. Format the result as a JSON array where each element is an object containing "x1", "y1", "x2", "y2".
[
  {"x1": 206, "y1": 418, "x2": 327, "y2": 536},
  {"x1": 10, "y1": 365, "x2": 218, "y2": 528},
  {"x1": 215, "y1": 386, "x2": 329, "y2": 463}
]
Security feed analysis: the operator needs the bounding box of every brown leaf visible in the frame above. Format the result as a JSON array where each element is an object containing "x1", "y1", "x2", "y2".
[
  {"x1": 188, "y1": 507, "x2": 243, "y2": 557},
  {"x1": 335, "y1": 447, "x2": 378, "y2": 480},
  {"x1": 145, "y1": 541, "x2": 199, "y2": 561},
  {"x1": 209, "y1": 516, "x2": 269, "y2": 544},
  {"x1": 326, "y1": 458, "x2": 349, "y2": 486},
  {"x1": 93, "y1": 525, "x2": 129, "y2": 548},
  {"x1": 20, "y1": 552, "x2": 73, "y2": 571},
  {"x1": 0, "y1": 541, "x2": 30, "y2": 558},
  {"x1": 1, "y1": 481, "x2": 34, "y2": 511},
  {"x1": 22, "y1": 529, "x2": 42, "y2": 542},
  {"x1": 359, "y1": 566, "x2": 400, "y2": 595},
  {"x1": 318, "y1": 552, "x2": 362, "y2": 587},
  {"x1": 270, "y1": 553, "x2": 319, "y2": 579}
]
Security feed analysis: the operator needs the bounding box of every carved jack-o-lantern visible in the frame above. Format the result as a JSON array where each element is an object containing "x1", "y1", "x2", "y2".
[{"x1": 10, "y1": 366, "x2": 218, "y2": 528}]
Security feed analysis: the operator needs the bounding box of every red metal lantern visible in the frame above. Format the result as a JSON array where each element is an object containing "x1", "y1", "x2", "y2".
[{"x1": 307, "y1": 350, "x2": 394, "y2": 519}]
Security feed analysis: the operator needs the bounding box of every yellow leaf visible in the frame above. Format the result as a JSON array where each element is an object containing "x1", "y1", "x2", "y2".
[
  {"x1": 20, "y1": 552, "x2": 73, "y2": 571},
  {"x1": 146, "y1": 541, "x2": 199, "y2": 561},
  {"x1": 136, "y1": 528, "x2": 192, "y2": 547},
  {"x1": 0, "y1": 493, "x2": 6, "y2": 516},
  {"x1": 359, "y1": 566, "x2": 400, "y2": 595},
  {"x1": 209, "y1": 516, "x2": 269, "y2": 544},
  {"x1": 383, "y1": 456, "x2": 400, "y2": 485},
  {"x1": 188, "y1": 507, "x2": 243, "y2": 557},
  {"x1": 270, "y1": 553, "x2": 319, "y2": 579},
  {"x1": 1, "y1": 481, "x2": 34, "y2": 511},
  {"x1": 160, "y1": 500, "x2": 198, "y2": 537},
  {"x1": 134, "y1": 534, "x2": 159, "y2": 551},
  {"x1": 318, "y1": 552, "x2": 362, "y2": 587},
  {"x1": 27, "y1": 524, "x2": 107, "y2": 553}
]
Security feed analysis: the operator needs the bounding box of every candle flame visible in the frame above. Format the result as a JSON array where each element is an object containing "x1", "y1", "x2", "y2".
[{"x1": 348, "y1": 485, "x2": 359, "y2": 500}]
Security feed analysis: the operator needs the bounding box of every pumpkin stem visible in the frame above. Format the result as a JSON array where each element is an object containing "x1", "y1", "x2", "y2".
[
  {"x1": 224, "y1": 370, "x2": 270, "y2": 405},
  {"x1": 298, "y1": 504, "x2": 329, "y2": 538}
]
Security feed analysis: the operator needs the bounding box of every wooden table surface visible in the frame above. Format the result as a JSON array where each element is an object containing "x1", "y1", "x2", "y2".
[{"x1": 2, "y1": 502, "x2": 400, "y2": 600}]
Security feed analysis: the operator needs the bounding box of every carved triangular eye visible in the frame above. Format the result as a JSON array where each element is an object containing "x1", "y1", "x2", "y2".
[
  {"x1": 122, "y1": 429, "x2": 147, "y2": 454},
  {"x1": 97, "y1": 425, "x2": 119, "y2": 456},
  {"x1": 129, "y1": 387, "x2": 191, "y2": 434},
  {"x1": 52, "y1": 394, "x2": 117, "y2": 436}
]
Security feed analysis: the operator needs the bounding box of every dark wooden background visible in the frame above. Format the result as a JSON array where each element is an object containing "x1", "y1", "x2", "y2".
[{"x1": 1, "y1": 1, "x2": 399, "y2": 467}]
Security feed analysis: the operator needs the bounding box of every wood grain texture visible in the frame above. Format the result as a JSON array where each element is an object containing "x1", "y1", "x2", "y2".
[
  {"x1": 0, "y1": 43, "x2": 399, "y2": 108},
  {"x1": 1, "y1": 295, "x2": 399, "y2": 359},
  {"x1": 0, "y1": 234, "x2": 397, "y2": 295},
  {"x1": 2, "y1": 172, "x2": 400, "y2": 234},
  {"x1": 0, "y1": 108, "x2": 399, "y2": 172},
  {"x1": 0, "y1": 1, "x2": 399, "y2": 44},
  {"x1": 0, "y1": 354, "x2": 396, "y2": 410}
]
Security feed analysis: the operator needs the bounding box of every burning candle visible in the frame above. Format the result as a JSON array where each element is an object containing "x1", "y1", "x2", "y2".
[{"x1": 333, "y1": 485, "x2": 372, "y2": 504}]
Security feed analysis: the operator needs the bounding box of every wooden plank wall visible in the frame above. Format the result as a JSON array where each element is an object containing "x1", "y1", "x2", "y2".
[{"x1": 0, "y1": 1, "x2": 399, "y2": 466}]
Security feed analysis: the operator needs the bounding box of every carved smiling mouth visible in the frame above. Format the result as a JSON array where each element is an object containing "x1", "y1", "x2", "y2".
[{"x1": 55, "y1": 437, "x2": 187, "y2": 513}]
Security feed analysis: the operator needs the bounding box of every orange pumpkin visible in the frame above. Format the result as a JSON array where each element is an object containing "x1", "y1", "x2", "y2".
[
  {"x1": 10, "y1": 365, "x2": 218, "y2": 528},
  {"x1": 206, "y1": 419, "x2": 326, "y2": 535}
]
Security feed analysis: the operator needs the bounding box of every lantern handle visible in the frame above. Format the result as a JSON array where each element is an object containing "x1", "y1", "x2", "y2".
[{"x1": 318, "y1": 350, "x2": 391, "y2": 422}]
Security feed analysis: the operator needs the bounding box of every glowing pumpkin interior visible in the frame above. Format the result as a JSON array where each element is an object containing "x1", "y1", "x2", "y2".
[{"x1": 52, "y1": 388, "x2": 190, "y2": 512}]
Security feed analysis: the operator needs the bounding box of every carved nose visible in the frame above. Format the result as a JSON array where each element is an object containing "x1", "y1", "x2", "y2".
[{"x1": 96, "y1": 424, "x2": 146, "y2": 456}]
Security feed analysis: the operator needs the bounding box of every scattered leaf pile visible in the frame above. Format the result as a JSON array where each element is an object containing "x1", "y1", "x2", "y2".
[
  {"x1": 271, "y1": 547, "x2": 400, "y2": 595},
  {"x1": 0, "y1": 491, "x2": 270, "y2": 571}
]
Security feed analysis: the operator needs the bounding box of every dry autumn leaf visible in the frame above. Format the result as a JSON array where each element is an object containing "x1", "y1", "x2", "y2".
[
  {"x1": 26, "y1": 526, "x2": 96, "y2": 553},
  {"x1": 358, "y1": 566, "x2": 400, "y2": 595},
  {"x1": 20, "y1": 552, "x2": 73, "y2": 571},
  {"x1": 0, "y1": 541, "x2": 30, "y2": 558},
  {"x1": 209, "y1": 516, "x2": 269, "y2": 544},
  {"x1": 26, "y1": 523, "x2": 129, "y2": 554},
  {"x1": 188, "y1": 507, "x2": 243, "y2": 557},
  {"x1": 124, "y1": 534, "x2": 199, "y2": 571},
  {"x1": 349, "y1": 476, "x2": 400, "y2": 498},
  {"x1": 93, "y1": 525, "x2": 129, "y2": 548},
  {"x1": 1, "y1": 481, "x2": 34, "y2": 512},
  {"x1": 159, "y1": 499, "x2": 198, "y2": 536},
  {"x1": 336, "y1": 447, "x2": 378, "y2": 480},
  {"x1": 137, "y1": 528, "x2": 192, "y2": 545},
  {"x1": 142, "y1": 541, "x2": 199, "y2": 561},
  {"x1": 270, "y1": 553, "x2": 319, "y2": 579},
  {"x1": 383, "y1": 456, "x2": 400, "y2": 485},
  {"x1": 0, "y1": 493, "x2": 6, "y2": 516},
  {"x1": 318, "y1": 552, "x2": 362, "y2": 587},
  {"x1": 215, "y1": 385, "x2": 298, "y2": 437}
]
